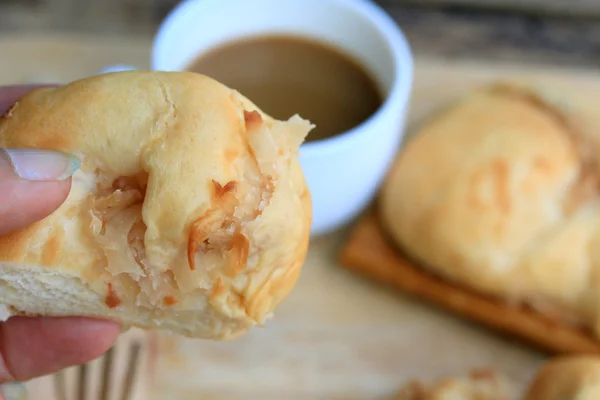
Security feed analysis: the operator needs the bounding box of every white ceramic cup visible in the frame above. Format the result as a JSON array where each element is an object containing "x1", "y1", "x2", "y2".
[{"x1": 102, "y1": 0, "x2": 413, "y2": 236}]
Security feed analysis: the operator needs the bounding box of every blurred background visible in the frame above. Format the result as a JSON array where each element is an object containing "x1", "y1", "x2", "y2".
[{"x1": 1, "y1": 0, "x2": 600, "y2": 67}]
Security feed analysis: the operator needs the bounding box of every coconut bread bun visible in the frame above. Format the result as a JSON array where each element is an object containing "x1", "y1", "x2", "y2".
[{"x1": 0, "y1": 71, "x2": 313, "y2": 339}]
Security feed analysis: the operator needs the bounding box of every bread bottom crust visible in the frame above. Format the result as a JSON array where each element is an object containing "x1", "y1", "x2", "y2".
[{"x1": 0, "y1": 263, "x2": 249, "y2": 340}]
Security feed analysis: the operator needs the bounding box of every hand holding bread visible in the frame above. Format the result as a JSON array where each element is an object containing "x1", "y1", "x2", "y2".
[{"x1": 0, "y1": 72, "x2": 313, "y2": 340}]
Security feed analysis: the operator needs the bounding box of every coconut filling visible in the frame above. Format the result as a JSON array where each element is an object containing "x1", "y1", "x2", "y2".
[
  {"x1": 85, "y1": 110, "x2": 310, "y2": 323},
  {"x1": 87, "y1": 171, "x2": 181, "y2": 312},
  {"x1": 182, "y1": 111, "x2": 289, "y2": 321}
]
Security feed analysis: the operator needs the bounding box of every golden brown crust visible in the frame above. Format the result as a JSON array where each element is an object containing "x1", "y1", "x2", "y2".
[
  {"x1": 393, "y1": 368, "x2": 513, "y2": 400},
  {"x1": 380, "y1": 82, "x2": 600, "y2": 337},
  {"x1": 391, "y1": 357, "x2": 600, "y2": 400},
  {"x1": 524, "y1": 356, "x2": 600, "y2": 400},
  {"x1": 0, "y1": 71, "x2": 313, "y2": 338}
]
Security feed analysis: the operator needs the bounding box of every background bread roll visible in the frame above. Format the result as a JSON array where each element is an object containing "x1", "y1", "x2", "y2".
[
  {"x1": 0, "y1": 71, "x2": 313, "y2": 339},
  {"x1": 380, "y1": 83, "x2": 600, "y2": 337},
  {"x1": 393, "y1": 369, "x2": 513, "y2": 399},
  {"x1": 391, "y1": 356, "x2": 600, "y2": 399},
  {"x1": 524, "y1": 356, "x2": 600, "y2": 400}
]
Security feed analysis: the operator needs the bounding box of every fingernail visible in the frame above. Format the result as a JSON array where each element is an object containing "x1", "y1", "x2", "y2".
[{"x1": 1, "y1": 149, "x2": 80, "y2": 181}]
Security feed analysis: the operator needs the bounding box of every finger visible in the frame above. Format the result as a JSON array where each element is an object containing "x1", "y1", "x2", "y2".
[
  {"x1": 0, "y1": 149, "x2": 80, "y2": 235},
  {"x1": 0, "y1": 85, "x2": 56, "y2": 114},
  {"x1": 0, "y1": 317, "x2": 120, "y2": 382}
]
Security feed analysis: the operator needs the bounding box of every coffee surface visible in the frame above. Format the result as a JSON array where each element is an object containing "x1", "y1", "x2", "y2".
[{"x1": 187, "y1": 35, "x2": 383, "y2": 142}]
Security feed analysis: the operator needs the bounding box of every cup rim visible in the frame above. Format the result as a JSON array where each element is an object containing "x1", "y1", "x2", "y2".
[{"x1": 154, "y1": 0, "x2": 413, "y2": 158}]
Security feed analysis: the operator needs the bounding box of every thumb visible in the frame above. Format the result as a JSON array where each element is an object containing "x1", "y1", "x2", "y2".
[{"x1": 0, "y1": 149, "x2": 80, "y2": 235}]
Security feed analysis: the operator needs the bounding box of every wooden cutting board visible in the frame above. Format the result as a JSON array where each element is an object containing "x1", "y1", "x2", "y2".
[{"x1": 3, "y1": 34, "x2": 600, "y2": 400}]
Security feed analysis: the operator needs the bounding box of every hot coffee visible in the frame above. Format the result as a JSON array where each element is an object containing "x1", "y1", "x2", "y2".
[{"x1": 186, "y1": 35, "x2": 383, "y2": 143}]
